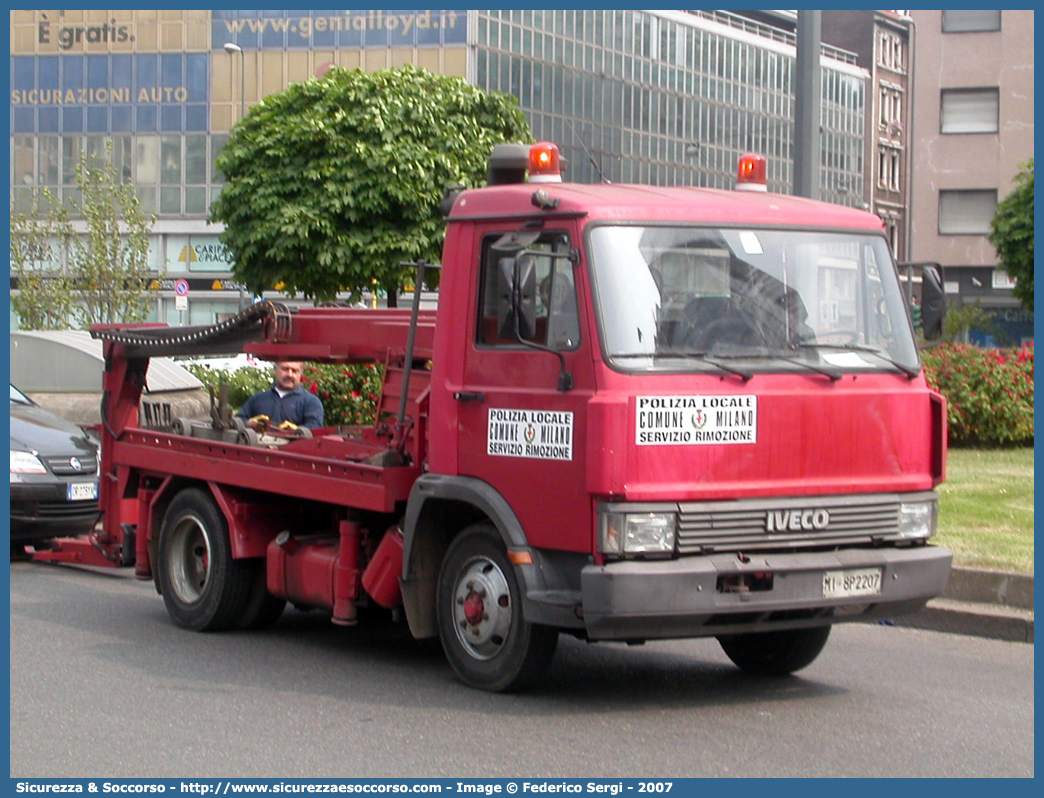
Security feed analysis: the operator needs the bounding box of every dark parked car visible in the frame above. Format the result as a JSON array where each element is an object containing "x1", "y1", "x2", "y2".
[{"x1": 9, "y1": 384, "x2": 100, "y2": 553}]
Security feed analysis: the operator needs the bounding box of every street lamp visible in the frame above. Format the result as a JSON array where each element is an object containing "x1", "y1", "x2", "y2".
[
  {"x1": 222, "y1": 42, "x2": 245, "y2": 125},
  {"x1": 222, "y1": 41, "x2": 246, "y2": 310}
]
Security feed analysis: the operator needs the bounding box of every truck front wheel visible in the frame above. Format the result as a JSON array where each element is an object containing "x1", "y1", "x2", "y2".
[
  {"x1": 436, "y1": 523, "x2": 558, "y2": 692},
  {"x1": 717, "y1": 625, "x2": 831, "y2": 676},
  {"x1": 157, "y1": 488, "x2": 253, "y2": 632}
]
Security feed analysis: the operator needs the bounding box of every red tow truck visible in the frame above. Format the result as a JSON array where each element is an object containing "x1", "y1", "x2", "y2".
[{"x1": 39, "y1": 143, "x2": 952, "y2": 691}]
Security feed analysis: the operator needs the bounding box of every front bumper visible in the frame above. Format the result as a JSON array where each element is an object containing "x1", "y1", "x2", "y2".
[
  {"x1": 9, "y1": 482, "x2": 100, "y2": 544},
  {"x1": 580, "y1": 545, "x2": 952, "y2": 640}
]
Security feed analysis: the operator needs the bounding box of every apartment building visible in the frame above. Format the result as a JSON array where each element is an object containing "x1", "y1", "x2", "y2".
[
  {"x1": 821, "y1": 10, "x2": 911, "y2": 260},
  {"x1": 907, "y1": 10, "x2": 1034, "y2": 344}
]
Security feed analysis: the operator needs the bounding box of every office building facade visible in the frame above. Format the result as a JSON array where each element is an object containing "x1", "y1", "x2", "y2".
[{"x1": 10, "y1": 9, "x2": 869, "y2": 328}]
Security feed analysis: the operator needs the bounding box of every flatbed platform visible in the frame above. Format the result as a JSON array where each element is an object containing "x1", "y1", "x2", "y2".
[{"x1": 113, "y1": 428, "x2": 420, "y2": 513}]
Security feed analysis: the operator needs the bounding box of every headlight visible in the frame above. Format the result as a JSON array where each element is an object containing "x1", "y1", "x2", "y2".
[
  {"x1": 898, "y1": 500, "x2": 936, "y2": 540},
  {"x1": 601, "y1": 511, "x2": 676, "y2": 558},
  {"x1": 11, "y1": 450, "x2": 46, "y2": 475}
]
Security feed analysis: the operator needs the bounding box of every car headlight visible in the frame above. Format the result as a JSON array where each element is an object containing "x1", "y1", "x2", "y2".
[
  {"x1": 898, "y1": 500, "x2": 936, "y2": 540},
  {"x1": 601, "y1": 511, "x2": 676, "y2": 558},
  {"x1": 11, "y1": 450, "x2": 46, "y2": 475}
]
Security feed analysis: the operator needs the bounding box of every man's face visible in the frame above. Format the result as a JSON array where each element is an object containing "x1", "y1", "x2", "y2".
[{"x1": 274, "y1": 362, "x2": 304, "y2": 391}]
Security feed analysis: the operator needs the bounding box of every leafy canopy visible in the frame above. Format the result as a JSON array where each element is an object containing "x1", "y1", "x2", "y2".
[
  {"x1": 210, "y1": 65, "x2": 532, "y2": 303},
  {"x1": 989, "y1": 158, "x2": 1034, "y2": 311}
]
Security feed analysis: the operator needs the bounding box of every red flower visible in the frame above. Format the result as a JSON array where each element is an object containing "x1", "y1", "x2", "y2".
[{"x1": 309, "y1": 382, "x2": 319, "y2": 394}]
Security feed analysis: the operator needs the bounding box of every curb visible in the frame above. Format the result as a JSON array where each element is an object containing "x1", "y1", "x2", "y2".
[
  {"x1": 944, "y1": 567, "x2": 1033, "y2": 609},
  {"x1": 885, "y1": 566, "x2": 1034, "y2": 643}
]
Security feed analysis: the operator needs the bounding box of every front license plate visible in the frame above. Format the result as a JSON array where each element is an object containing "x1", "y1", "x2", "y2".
[
  {"x1": 67, "y1": 482, "x2": 98, "y2": 501},
  {"x1": 822, "y1": 568, "x2": 882, "y2": 599}
]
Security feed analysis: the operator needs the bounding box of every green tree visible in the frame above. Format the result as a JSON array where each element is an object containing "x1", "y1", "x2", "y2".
[
  {"x1": 10, "y1": 189, "x2": 75, "y2": 330},
  {"x1": 989, "y1": 158, "x2": 1034, "y2": 311},
  {"x1": 210, "y1": 64, "x2": 532, "y2": 304},
  {"x1": 942, "y1": 301, "x2": 1003, "y2": 344},
  {"x1": 10, "y1": 143, "x2": 156, "y2": 330}
]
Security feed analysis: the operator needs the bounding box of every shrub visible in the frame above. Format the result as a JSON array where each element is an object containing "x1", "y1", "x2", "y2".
[
  {"x1": 921, "y1": 342, "x2": 1034, "y2": 447},
  {"x1": 183, "y1": 362, "x2": 386, "y2": 427},
  {"x1": 301, "y1": 363, "x2": 386, "y2": 426},
  {"x1": 184, "y1": 364, "x2": 272, "y2": 408}
]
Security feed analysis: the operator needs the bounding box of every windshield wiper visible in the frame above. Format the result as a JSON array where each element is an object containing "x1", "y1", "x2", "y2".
[
  {"x1": 798, "y1": 343, "x2": 920, "y2": 379},
  {"x1": 614, "y1": 351, "x2": 754, "y2": 381},
  {"x1": 694, "y1": 348, "x2": 843, "y2": 381}
]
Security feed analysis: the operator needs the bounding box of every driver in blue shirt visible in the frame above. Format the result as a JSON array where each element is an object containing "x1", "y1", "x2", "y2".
[{"x1": 236, "y1": 361, "x2": 324, "y2": 431}]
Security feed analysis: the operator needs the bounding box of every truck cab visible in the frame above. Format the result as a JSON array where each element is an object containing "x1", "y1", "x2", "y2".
[{"x1": 403, "y1": 143, "x2": 951, "y2": 689}]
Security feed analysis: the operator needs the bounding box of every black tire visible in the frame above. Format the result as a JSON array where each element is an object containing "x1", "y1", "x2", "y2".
[
  {"x1": 436, "y1": 523, "x2": 558, "y2": 692},
  {"x1": 236, "y1": 559, "x2": 286, "y2": 630},
  {"x1": 717, "y1": 625, "x2": 831, "y2": 676},
  {"x1": 156, "y1": 488, "x2": 253, "y2": 631}
]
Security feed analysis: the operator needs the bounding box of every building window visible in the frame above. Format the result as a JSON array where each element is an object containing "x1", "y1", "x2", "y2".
[
  {"x1": 11, "y1": 134, "x2": 221, "y2": 219},
  {"x1": 940, "y1": 88, "x2": 1000, "y2": 134},
  {"x1": 878, "y1": 144, "x2": 901, "y2": 192},
  {"x1": 879, "y1": 85, "x2": 904, "y2": 135},
  {"x1": 938, "y1": 189, "x2": 998, "y2": 235},
  {"x1": 942, "y1": 10, "x2": 1001, "y2": 33},
  {"x1": 879, "y1": 211, "x2": 901, "y2": 255},
  {"x1": 877, "y1": 31, "x2": 905, "y2": 73}
]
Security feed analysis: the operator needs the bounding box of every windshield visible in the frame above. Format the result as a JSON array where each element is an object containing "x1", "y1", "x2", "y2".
[
  {"x1": 10, "y1": 384, "x2": 33, "y2": 404},
  {"x1": 588, "y1": 225, "x2": 919, "y2": 375}
]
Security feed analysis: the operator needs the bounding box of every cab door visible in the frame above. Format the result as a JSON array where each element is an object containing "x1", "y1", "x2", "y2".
[{"x1": 453, "y1": 224, "x2": 594, "y2": 553}]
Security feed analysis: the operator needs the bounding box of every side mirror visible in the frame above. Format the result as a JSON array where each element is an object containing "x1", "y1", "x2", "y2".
[{"x1": 920, "y1": 264, "x2": 945, "y2": 340}]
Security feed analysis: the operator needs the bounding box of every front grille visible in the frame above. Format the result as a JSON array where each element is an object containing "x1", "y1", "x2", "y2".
[
  {"x1": 42, "y1": 453, "x2": 98, "y2": 476},
  {"x1": 677, "y1": 494, "x2": 901, "y2": 555},
  {"x1": 34, "y1": 499, "x2": 99, "y2": 519}
]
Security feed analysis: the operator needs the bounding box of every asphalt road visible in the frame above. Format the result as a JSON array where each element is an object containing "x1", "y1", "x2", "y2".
[{"x1": 9, "y1": 560, "x2": 1034, "y2": 779}]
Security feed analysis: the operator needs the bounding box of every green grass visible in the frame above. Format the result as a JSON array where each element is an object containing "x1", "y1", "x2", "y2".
[{"x1": 935, "y1": 447, "x2": 1034, "y2": 573}]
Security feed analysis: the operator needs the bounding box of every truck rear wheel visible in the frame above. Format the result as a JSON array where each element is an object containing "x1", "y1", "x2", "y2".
[
  {"x1": 436, "y1": 523, "x2": 558, "y2": 692},
  {"x1": 157, "y1": 488, "x2": 253, "y2": 631},
  {"x1": 717, "y1": 625, "x2": 831, "y2": 676}
]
